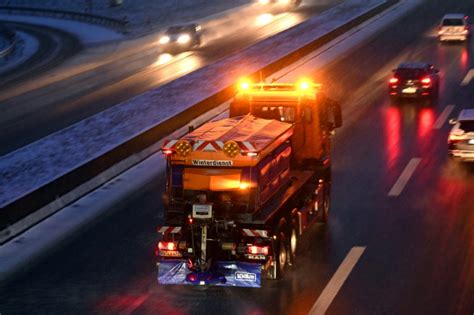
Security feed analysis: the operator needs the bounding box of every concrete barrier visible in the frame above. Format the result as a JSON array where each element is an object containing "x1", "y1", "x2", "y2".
[{"x1": 0, "y1": 0, "x2": 398, "y2": 244}]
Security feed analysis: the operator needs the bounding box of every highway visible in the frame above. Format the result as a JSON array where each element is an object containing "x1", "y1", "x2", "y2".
[
  {"x1": 2, "y1": 0, "x2": 474, "y2": 314},
  {"x1": 0, "y1": 0, "x2": 341, "y2": 156}
]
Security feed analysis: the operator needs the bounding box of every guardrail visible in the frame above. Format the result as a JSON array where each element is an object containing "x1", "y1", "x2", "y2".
[
  {"x1": 0, "y1": 6, "x2": 128, "y2": 33},
  {"x1": 0, "y1": 0, "x2": 399, "y2": 244},
  {"x1": 0, "y1": 23, "x2": 16, "y2": 58}
]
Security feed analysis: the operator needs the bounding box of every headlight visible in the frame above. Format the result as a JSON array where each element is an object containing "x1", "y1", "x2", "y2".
[
  {"x1": 177, "y1": 34, "x2": 191, "y2": 44},
  {"x1": 159, "y1": 36, "x2": 170, "y2": 44}
]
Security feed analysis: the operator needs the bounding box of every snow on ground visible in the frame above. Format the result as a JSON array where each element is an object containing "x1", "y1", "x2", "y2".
[
  {"x1": 0, "y1": 0, "x2": 252, "y2": 36},
  {"x1": 0, "y1": 33, "x2": 6, "y2": 50},
  {"x1": 0, "y1": 31, "x2": 38, "y2": 73},
  {"x1": 0, "y1": 15, "x2": 124, "y2": 44},
  {"x1": 0, "y1": 0, "x2": 386, "y2": 208}
]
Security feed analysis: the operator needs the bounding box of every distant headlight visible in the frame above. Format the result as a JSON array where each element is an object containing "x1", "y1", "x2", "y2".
[
  {"x1": 259, "y1": 0, "x2": 270, "y2": 4},
  {"x1": 159, "y1": 36, "x2": 170, "y2": 44},
  {"x1": 177, "y1": 34, "x2": 191, "y2": 44}
]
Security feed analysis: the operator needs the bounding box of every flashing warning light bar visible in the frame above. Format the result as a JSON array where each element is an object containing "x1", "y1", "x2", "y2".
[{"x1": 237, "y1": 77, "x2": 320, "y2": 92}]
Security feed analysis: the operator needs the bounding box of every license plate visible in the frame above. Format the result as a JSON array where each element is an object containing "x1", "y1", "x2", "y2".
[
  {"x1": 468, "y1": 139, "x2": 474, "y2": 145},
  {"x1": 402, "y1": 87, "x2": 417, "y2": 94},
  {"x1": 192, "y1": 204, "x2": 212, "y2": 219}
]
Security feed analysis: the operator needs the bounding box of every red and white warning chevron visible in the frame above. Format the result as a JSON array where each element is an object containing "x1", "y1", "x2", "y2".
[
  {"x1": 157, "y1": 226, "x2": 182, "y2": 234},
  {"x1": 193, "y1": 140, "x2": 224, "y2": 152},
  {"x1": 162, "y1": 139, "x2": 258, "y2": 153},
  {"x1": 241, "y1": 228, "x2": 269, "y2": 238}
]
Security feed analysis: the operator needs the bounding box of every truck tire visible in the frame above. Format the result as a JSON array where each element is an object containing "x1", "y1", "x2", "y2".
[
  {"x1": 270, "y1": 232, "x2": 288, "y2": 279},
  {"x1": 317, "y1": 184, "x2": 330, "y2": 223},
  {"x1": 288, "y1": 223, "x2": 298, "y2": 267}
]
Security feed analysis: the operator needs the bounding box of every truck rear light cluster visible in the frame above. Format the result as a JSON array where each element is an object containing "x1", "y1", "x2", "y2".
[
  {"x1": 247, "y1": 245, "x2": 269, "y2": 255},
  {"x1": 158, "y1": 241, "x2": 176, "y2": 251}
]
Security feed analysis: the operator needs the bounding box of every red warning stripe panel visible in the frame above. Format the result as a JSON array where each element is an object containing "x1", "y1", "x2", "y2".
[
  {"x1": 164, "y1": 139, "x2": 258, "y2": 153},
  {"x1": 241, "y1": 228, "x2": 269, "y2": 238},
  {"x1": 157, "y1": 226, "x2": 182, "y2": 234}
]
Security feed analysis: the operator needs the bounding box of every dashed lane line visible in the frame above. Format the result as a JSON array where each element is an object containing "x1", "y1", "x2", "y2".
[
  {"x1": 461, "y1": 69, "x2": 474, "y2": 86},
  {"x1": 309, "y1": 246, "x2": 366, "y2": 315},
  {"x1": 388, "y1": 158, "x2": 421, "y2": 197},
  {"x1": 433, "y1": 104, "x2": 455, "y2": 129}
]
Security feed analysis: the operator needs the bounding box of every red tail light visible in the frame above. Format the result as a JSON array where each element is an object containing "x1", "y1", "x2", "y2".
[
  {"x1": 158, "y1": 241, "x2": 176, "y2": 251},
  {"x1": 389, "y1": 77, "x2": 398, "y2": 84},
  {"x1": 421, "y1": 77, "x2": 431, "y2": 85},
  {"x1": 247, "y1": 245, "x2": 269, "y2": 255},
  {"x1": 448, "y1": 135, "x2": 463, "y2": 144}
]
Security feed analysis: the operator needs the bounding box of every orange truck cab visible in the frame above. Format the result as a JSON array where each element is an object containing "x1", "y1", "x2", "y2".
[{"x1": 230, "y1": 81, "x2": 341, "y2": 170}]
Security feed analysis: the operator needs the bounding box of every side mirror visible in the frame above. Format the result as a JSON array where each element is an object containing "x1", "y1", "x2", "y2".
[{"x1": 449, "y1": 119, "x2": 457, "y2": 125}]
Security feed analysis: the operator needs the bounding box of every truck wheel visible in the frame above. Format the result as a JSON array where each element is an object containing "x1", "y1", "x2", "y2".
[
  {"x1": 270, "y1": 232, "x2": 288, "y2": 279},
  {"x1": 318, "y1": 186, "x2": 330, "y2": 223},
  {"x1": 277, "y1": 233, "x2": 288, "y2": 278},
  {"x1": 288, "y1": 225, "x2": 298, "y2": 267}
]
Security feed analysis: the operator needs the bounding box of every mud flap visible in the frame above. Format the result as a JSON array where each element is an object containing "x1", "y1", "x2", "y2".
[{"x1": 158, "y1": 260, "x2": 262, "y2": 288}]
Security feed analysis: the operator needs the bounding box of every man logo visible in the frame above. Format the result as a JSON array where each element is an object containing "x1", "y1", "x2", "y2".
[{"x1": 235, "y1": 271, "x2": 256, "y2": 282}]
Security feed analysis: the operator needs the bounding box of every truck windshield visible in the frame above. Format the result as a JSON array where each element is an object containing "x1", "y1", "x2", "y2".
[{"x1": 252, "y1": 105, "x2": 296, "y2": 122}]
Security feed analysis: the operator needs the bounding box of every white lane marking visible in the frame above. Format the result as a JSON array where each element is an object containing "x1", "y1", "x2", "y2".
[
  {"x1": 433, "y1": 105, "x2": 455, "y2": 129},
  {"x1": 461, "y1": 69, "x2": 474, "y2": 86},
  {"x1": 388, "y1": 158, "x2": 421, "y2": 197},
  {"x1": 309, "y1": 246, "x2": 366, "y2": 315}
]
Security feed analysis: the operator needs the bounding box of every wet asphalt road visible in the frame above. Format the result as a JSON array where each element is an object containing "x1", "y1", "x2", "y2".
[{"x1": 2, "y1": 0, "x2": 474, "y2": 314}]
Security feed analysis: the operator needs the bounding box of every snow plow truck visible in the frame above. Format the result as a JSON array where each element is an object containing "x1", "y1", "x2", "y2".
[{"x1": 156, "y1": 78, "x2": 342, "y2": 287}]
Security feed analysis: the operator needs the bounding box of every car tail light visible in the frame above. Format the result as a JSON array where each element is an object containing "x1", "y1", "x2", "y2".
[
  {"x1": 158, "y1": 241, "x2": 176, "y2": 251},
  {"x1": 462, "y1": 26, "x2": 469, "y2": 34},
  {"x1": 247, "y1": 245, "x2": 269, "y2": 255},
  {"x1": 421, "y1": 77, "x2": 432, "y2": 87},
  {"x1": 438, "y1": 27, "x2": 445, "y2": 35},
  {"x1": 389, "y1": 77, "x2": 398, "y2": 84},
  {"x1": 448, "y1": 135, "x2": 462, "y2": 144}
]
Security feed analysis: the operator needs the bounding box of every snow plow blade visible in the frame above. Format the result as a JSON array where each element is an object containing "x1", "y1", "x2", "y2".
[{"x1": 158, "y1": 260, "x2": 262, "y2": 288}]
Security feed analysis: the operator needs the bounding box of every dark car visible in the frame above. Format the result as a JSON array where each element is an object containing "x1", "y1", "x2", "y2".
[
  {"x1": 159, "y1": 24, "x2": 202, "y2": 54},
  {"x1": 388, "y1": 62, "x2": 440, "y2": 100}
]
